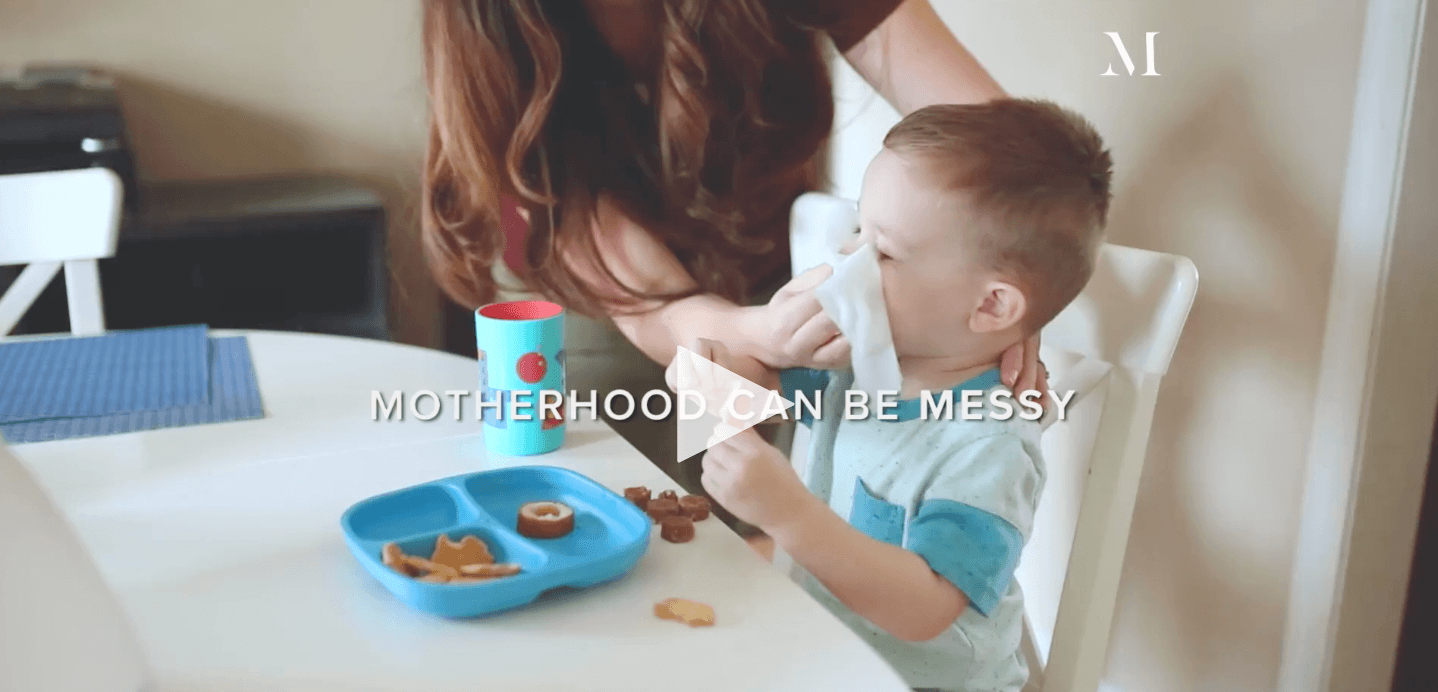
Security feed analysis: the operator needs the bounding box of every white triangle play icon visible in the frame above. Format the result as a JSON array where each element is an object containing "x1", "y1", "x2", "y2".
[{"x1": 672, "y1": 347, "x2": 794, "y2": 464}]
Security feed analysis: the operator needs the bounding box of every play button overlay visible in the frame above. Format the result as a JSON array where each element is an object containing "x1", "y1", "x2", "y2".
[{"x1": 672, "y1": 347, "x2": 794, "y2": 463}]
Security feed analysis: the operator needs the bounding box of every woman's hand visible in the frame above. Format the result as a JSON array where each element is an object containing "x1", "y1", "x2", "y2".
[
  {"x1": 736, "y1": 265, "x2": 851, "y2": 370},
  {"x1": 999, "y1": 332, "x2": 1049, "y2": 395}
]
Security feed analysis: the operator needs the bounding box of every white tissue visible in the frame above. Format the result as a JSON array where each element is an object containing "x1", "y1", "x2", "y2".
[{"x1": 814, "y1": 242, "x2": 905, "y2": 399}]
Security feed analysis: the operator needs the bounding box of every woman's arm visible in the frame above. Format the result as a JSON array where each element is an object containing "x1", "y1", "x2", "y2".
[
  {"x1": 565, "y1": 196, "x2": 730, "y2": 365},
  {"x1": 842, "y1": 0, "x2": 1005, "y2": 112},
  {"x1": 564, "y1": 196, "x2": 848, "y2": 379}
]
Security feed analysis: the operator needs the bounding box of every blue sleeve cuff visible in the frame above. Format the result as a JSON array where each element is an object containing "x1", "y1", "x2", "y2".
[
  {"x1": 779, "y1": 368, "x2": 829, "y2": 427},
  {"x1": 904, "y1": 499, "x2": 1024, "y2": 617}
]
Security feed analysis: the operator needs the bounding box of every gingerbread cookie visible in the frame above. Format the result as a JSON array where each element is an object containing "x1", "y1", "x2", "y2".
[
  {"x1": 654, "y1": 598, "x2": 715, "y2": 627},
  {"x1": 431, "y1": 534, "x2": 494, "y2": 570},
  {"x1": 378, "y1": 535, "x2": 520, "y2": 585},
  {"x1": 382, "y1": 542, "x2": 415, "y2": 576},
  {"x1": 406, "y1": 555, "x2": 459, "y2": 581},
  {"x1": 460, "y1": 563, "x2": 522, "y2": 578}
]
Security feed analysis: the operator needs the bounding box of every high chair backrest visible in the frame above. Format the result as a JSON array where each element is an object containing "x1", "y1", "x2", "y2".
[
  {"x1": 0, "y1": 441, "x2": 152, "y2": 691},
  {"x1": 1017, "y1": 243, "x2": 1197, "y2": 692},
  {"x1": 784, "y1": 193, "x2": 1198, "y2": 692},
  {"x1": 0, "y1": 167, "x2": 124, "y2": 336}
]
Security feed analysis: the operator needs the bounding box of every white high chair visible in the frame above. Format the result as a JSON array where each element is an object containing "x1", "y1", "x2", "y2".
[
  {"x1": 0, "y1": 167, "x2": 124, "y2": 336},
  {"x1": 0, "y1": 441, "x2": 152, "y2": 692},
  {"x1": 784, "y1": 193, "x2": 1199, "y2": 692}
]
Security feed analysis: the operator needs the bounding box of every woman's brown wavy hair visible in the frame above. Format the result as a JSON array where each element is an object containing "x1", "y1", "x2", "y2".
[{"x1": 421, "y1": 0, "x2": 834, "y2": 317}]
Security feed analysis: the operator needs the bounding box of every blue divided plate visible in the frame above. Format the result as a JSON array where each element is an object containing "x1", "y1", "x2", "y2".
[{"x1": 340, "y1": 466, "x2": 651, "y2": 618}]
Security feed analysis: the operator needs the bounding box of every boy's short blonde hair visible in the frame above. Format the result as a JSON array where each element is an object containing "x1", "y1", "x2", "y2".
[{"x1": 883, "y1": 98, "x2": 1113, "y2": 333}]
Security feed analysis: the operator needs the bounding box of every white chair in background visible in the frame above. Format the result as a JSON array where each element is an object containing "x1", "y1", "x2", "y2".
[
  {"x1": 784, "y1": 193, "x2": 1199, "y2": 692},
  {"x1": 0, "y1": 167, "x2": 124, "y2": 336},
  {"x1": 0, "y1": 441, "x2": 152, "y2": 692}
]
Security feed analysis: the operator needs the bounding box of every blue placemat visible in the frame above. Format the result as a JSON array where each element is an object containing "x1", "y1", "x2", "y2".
[
  {"x1": 0, "y1": 336, "x2": 265, "y2": 444},
  {"x1": 0, "y1": 324, "x2": 210, "y2": 423}
]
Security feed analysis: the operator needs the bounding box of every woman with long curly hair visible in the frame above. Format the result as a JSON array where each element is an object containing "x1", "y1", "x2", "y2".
[{"x1": 419, "y1": 0, "x2": 1047, "y2": 524}]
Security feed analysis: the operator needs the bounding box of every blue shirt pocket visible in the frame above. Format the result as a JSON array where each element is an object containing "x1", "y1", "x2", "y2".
[
  {"x1": 849, "y1": 478, "x2": 906, "y2": 546},
  {"x1": 904, "y1": 500, "x2": 1024, "y2": 617}
]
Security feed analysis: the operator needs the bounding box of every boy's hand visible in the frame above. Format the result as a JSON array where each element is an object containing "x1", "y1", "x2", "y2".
[{"x1": 701, "y1": 426, "x2": 815, "y2": 533}]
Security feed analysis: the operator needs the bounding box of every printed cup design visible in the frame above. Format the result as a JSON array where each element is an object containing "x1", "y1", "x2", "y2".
[
  {"x1": 474, "y1": 301, "x2": 566, "y2": 456},
  {"x1": 516, "y1": 352, "x2": 548, "y2": 383}
]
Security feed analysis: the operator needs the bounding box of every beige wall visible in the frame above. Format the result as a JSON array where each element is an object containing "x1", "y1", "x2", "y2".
[
  {"x1": 830, "y1": 2, "x2": 1364, "y2": 691},
  {"x1": 0, "y1": 0, "x2": 436, "y2": 346},
  {"x1": 4, "y1": 0, "x2": 1375, "y2": 688}
]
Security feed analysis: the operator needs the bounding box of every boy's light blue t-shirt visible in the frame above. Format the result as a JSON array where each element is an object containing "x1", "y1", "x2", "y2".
[{"x1": 781, "y1": 367, "x2": 1046, "y2": 692}]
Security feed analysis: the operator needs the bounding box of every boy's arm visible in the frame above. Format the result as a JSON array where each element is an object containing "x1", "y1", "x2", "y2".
[
  {"x1": 769, "y1": 433, "x2": 1037, "y2": 643},
  {"x1": 770, "y1": 496, "x2": 968, "y2": 642}
]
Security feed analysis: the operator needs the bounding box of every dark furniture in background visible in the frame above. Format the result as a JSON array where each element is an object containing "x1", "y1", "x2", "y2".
[
  {"x1": 1394, "y1": 407, "x2": 1438, "y2": 691},
  {"x1": 441, "y1": 299, "x2": 475, "y2": 357},
  {"x1": 0, "y1": 65, "x2": 140, "y2": 212},
  {"x1": 1, "y1": 64, "x2": 389, "y2": 340},
  {"x1": 7, "y1": 175, "x2": 389, "y2": 339}
]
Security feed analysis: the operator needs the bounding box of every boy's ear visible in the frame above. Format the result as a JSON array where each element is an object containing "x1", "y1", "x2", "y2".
[{"x1": 969, "y1": 280, "x2": 1027, "y2": 334}]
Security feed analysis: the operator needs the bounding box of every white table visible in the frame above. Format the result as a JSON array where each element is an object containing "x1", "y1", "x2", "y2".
[{"x1": 11, "y1": 331, "x2": 910, "y2": 692}]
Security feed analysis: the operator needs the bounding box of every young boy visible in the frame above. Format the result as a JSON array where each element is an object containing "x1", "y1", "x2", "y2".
[{"x1": 695, "y1": 98, "x2": 1112, "y2": 692}]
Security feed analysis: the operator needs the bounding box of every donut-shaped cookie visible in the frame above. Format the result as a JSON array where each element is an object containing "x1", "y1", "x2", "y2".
[{"x1": 517, "y1": 501, "x2": 575, "y2": 538}]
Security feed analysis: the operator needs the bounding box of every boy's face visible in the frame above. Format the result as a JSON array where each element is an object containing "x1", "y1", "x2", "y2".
[{"x1": 853, "y1": 147, "x2": 1026, "y2": 358}]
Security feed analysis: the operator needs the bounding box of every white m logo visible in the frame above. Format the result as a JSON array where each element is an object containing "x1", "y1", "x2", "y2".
[{"x1": 1102, "y1": 31, "x2": 1159, "y2": 76}]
